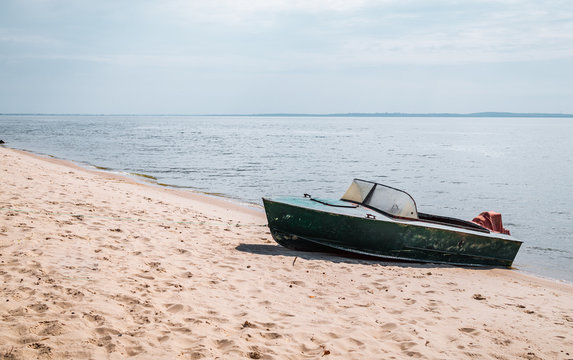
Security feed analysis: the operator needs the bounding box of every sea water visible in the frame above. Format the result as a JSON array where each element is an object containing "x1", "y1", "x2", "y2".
[{"x1": 1, "y1": 115, "x2": 571, "y2": 282}]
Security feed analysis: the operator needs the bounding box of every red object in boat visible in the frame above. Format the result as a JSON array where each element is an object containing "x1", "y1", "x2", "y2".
[{"x1": 472, "y1": 211, "x2": 511, "y2": 235}]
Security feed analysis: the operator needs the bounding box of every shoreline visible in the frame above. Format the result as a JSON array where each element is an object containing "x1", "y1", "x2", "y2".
[
  {"x1": 3, "y1": 145, "x2": 570, "y2": 285},
  {"x1": 1, "y1": 146, "x2": 572, "y2": 359},
  {"x1": 6, "y1": 146, "x2": 266, "y2": 220}
]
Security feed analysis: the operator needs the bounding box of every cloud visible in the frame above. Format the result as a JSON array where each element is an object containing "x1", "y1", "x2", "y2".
[
  {"x1": 148, "y1": 0, "x2": 573, "y2": 64},
  {"x1": 336, "y1": 26, "x2": 573, "y2": 65},
  {"x1": 1, "y1": 0, "x2": 572, "y2": 69},
  {"x1": 0, "y1": 31, "x2": 62, "y2": 47},
  {"x1": 156, "y1": 0, "x2": 375, "y2": 24}
]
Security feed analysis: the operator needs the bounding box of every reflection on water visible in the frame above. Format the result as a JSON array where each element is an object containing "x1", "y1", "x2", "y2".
[{"x1": 1, "y1": 115, "x2": 572, "y2": 282}]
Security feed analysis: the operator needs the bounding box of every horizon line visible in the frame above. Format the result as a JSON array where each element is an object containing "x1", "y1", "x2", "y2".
[{"x1": 1, "y1": 111, "x2": 572, "y2": 118}]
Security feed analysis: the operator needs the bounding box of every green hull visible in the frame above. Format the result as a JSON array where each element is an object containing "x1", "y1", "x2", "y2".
[{"x1": 263, "y1": 197, "x2": 522, "y2": 267}]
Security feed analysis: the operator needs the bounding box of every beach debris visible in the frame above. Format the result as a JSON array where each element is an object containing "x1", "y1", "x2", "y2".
[
  {"x1": 292, "y1": 256, "x2": 298, "y2": 266},
  {"x1": 29, "y1": 343, "x2": 52, "y2": 356},
  {"x1": 109, "y1": 228, "x2": 122, "y2": 232},
  {"x1": 241, "y1": 320, "x2": 255, "y2": 329},
  {"x1": 248, "y1": 351, "x2": 262, "y2": 359},
  {"x1": 1, "y1": 346, "x2": 15, "y2": 359},
  {"x1": 146, "y1": 261, "x2": 166, "y2": 273},
  {"x1": 320, "y1": 345, "x2": 331, "y2": 356},
  {"x1": 473, "y1": 293, "x2": 486, "y2": 300}
]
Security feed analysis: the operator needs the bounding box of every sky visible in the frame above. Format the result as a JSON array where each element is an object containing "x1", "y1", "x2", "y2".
[{"x1": 1, "y1": 0, "x2": 572, "y2": 114}]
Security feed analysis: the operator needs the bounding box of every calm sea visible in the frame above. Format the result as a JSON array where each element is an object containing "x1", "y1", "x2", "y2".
[{"x1": 1, "y1": 115, "x2": 572, "y2": 282}]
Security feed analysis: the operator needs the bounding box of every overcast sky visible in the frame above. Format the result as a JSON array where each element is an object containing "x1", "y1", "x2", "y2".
[{"x1": 1, "y1": 0, "x2": 572, "y2": 114}]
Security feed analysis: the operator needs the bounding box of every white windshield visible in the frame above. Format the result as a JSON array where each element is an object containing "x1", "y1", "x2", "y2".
[{"x1": 341, "y1": 179, "x2": 418, "y2": 219}]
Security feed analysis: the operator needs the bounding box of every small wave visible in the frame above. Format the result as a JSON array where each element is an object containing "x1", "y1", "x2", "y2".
[
  {"x1": 156, "y1": 183, "x2": 192, "y2": 189},
  {"x1": 130, "y1": 172, "x2": 158, "y2": 181},
  {"x1": 527, "y1": 246, "x2": 569, "y2": 254}
]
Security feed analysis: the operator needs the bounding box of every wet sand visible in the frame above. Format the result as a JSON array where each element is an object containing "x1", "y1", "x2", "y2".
[{"x1": 1, "y1": 147, "x2": 571, "y2": 359}]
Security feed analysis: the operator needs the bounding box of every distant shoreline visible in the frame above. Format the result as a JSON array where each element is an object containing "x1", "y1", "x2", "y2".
[{"x1": 1, "y1": 112, "x2": 572, "y2": 118}]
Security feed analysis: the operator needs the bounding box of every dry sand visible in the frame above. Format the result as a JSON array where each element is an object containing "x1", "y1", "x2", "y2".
[{"x1": 0, "y1": 146, "x2": 572, "y2": 360}]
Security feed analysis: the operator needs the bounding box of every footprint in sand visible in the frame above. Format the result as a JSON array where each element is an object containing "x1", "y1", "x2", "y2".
[
  {"x1": 88, "y1": 335, "x2": 117, "y2": 353},
  {"x1": 171, "y1": 326, "x2": 193, "y2": 334},
  {"x1": 386, "y1": 308, "x2": 403, "y2": 315},
  {"x1": 94, "y1": 327, "x2": 120, "y2": 336},
  {"x1": 179, "y1": 271, "x2": 193, "y2": 278},
  {"x1": 27, "y1": 342, "x2": 52, "y2": 357},
  {"x1": 165, "y1": 303, "x2": 185, "y2": 313},
  {"x1": 27, "y1": 303, "x2": 49, "y2": 313},
  {"x1": 255, "y1": 322, "x2": 277, "y2": 331},
  {"x1": 399, "y1": 341, "x2": 418, "y2": 351},
  {"x1": 125, "y1": 346, "x2": 145, "y2": 356},
  {"x1": 349, "y1": 338, "x2": 365, "y2": 346},
  {"x1": 379, "y1": 322, "x2": 398, "y2": 331},
  {"x1": 187, "y1": 346, "x2": 208, "y2": 360},
  {"x1": 403, "y1": 298, "x2": 417, "y2": 305},
  {"x1": 459, "y1": 327, "x2": 479, "y2": 335},
  {"x1": 260, "y1": 332, "x2": 282, "y2": 340},
  {"x1": 215, "y1": 338, "x2": 237, "y2": 351},
  {"x1": 158, "y1": 335, "x2": 170, "y2": 343},
  {"x1": 83, "y1": 312, "x2": 106, "y2": 325},
  {"x1": 30, "y1": 320, "x2": 65, "y2": 336},
  {"x1": 65, "y1": 288, "x2": 84, "y2": 298},
  {"x1": 289, "y1": 280, "x2": 305, "y2": 286},
  {"x1": 136, "y1": 273, "x2": 155, "y2": 280}
]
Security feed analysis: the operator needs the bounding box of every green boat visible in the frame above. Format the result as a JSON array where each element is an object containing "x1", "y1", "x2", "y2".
[{"x1": 262, "y1": 179, "x2": 522, "y2": 267}]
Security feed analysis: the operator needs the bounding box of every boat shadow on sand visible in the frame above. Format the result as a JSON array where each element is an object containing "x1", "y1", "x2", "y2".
[{"x1": 235, "y1": 243, "x2": 496, "y2": 270}]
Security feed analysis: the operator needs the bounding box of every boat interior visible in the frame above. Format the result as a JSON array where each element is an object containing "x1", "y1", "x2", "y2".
[{"x1": 340, "y1": 179, "x2": 491, "y2": 233}]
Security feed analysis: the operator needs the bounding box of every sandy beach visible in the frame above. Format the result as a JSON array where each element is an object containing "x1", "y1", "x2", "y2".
[{"x1": 0, "y1": 146, "x2": 571, "y2": 360}]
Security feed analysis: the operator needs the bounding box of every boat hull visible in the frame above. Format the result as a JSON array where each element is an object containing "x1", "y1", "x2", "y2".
[{"x1": 263, "y1": 197, "x2": 522, "y2": 267}]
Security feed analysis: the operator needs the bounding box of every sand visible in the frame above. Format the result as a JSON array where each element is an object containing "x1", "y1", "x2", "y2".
[{"x1": 0, "y1": 146, "x2": 571, "y2": 360}]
